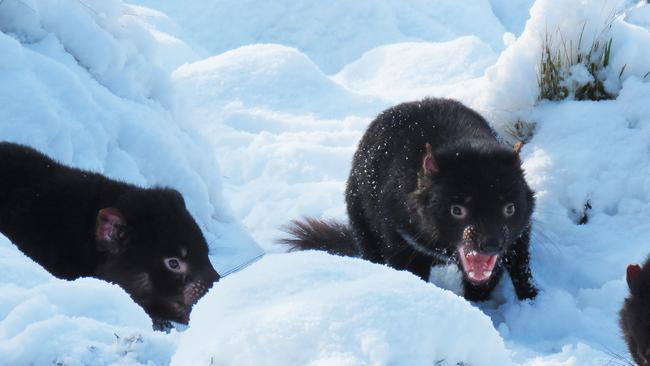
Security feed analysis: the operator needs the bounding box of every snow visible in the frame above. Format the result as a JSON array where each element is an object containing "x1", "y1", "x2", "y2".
[
  {"x1": 488, "y1": 0, "x2": 537, "y2": 36},
  {"x1": 130, "y1": 0, "x2": 508, "y2": 74},
  {"x1": 2, "y1": 0, "x2": 650, "y2": 364},
  {"x1": 0, "y1": 234, "x2": 178, "y2": 365},
  {"x1": 173, "y1": 44, "x2": 383, "y2": 119},
  {"x1": 172, "y1": 251, "x2": 516, "y2": 366},
  {"x1": 334, "y1": 36, "x2": 498, "y2": 103}
]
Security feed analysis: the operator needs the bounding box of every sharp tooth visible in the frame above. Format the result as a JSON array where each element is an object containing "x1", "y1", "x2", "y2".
[
  {"x1": 468, "y1": 271, "x2": 475, "y2": 277},
  {"x1": 483, "y1": 271, "x2": 492, "y2": 277}
]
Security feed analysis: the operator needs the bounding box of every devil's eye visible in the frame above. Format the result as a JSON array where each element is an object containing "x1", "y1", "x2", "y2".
[
  {"x1": 164, "y1": 257, "x2": 186, "y2": 273},
  {"x1": 450, "y1": 205, "x2": 467, "y2": 219},
  {"x1": 504, "y1": 203, "x2": 516, "y2": 217}
]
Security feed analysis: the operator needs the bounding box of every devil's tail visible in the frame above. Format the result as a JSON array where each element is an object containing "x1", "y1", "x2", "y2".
[{"x1": 279, "y1": 217, "x2": 359, "y2": 257}]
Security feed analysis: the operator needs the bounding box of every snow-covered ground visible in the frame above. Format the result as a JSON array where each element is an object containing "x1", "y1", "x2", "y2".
[{"x1": 1, "y1": 0, "x2": 650, "y2": 364}]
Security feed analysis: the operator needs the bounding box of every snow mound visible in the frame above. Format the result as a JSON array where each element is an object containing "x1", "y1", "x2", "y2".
[
  {"x1": 172, "y1": 251, "x2": 515, "y2": 366},
  {"x1": 173, "y1": 44, "x2": 382, "y2": 119},
  {"x1": 0, "y1": 0, "x2": 263, "y2": 274},
  {"x1": 335, "y1": 36, "x2": 498, "y2": 102},
  {"x1": 130, "y1": 0, "x2": 507, "y2": 74},
  {"x1": 172, "y1": 44, "x2": 386, "y2": 250},
  {"x1": 0, "y1": 235, "x2": 177, "y2": 365},
  {"x1": 451, "y1": 0, "x2": 650, "y2": 133},
  {"x1": 0, "y1": 0, "x2": 176, "y2": 107}
]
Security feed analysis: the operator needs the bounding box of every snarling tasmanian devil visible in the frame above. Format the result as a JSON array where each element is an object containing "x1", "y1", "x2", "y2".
[
  {"x1": 620, "y1": 257, "x2": 650, "y2": 366},
  {"x1": 0, "y1": 142, "x2": 220, "y2": 326},
  {"x1": 282, "y1": 98, "x2": 538, "y2": 301}
]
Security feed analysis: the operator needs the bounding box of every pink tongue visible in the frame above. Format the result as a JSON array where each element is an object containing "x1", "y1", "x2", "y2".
[{"x1": 461, "y1": 249, "x2": 498, "y2": 282}]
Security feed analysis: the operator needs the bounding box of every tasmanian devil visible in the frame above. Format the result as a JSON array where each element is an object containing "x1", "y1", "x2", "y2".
[
  {"x1": 0, "y1": 142, "x2": 220, "y2": 325},
  {"x1": 282, "y1": 98, "x2": 538, "y2": 301},
  {"x1": 620, "y1": 257, "x2": 650, "y2": 366}
]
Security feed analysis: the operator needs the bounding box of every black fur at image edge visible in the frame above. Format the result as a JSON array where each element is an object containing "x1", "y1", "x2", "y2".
[
  {"x1": 281, "y1": 98, "x2": 538, "y2": 301},
  {"x1": 0, "y1": 142, "x2": 220, "y2": 328},
  {"x1": 621, "y1": 257, "x2": 650, "y2": 366}
]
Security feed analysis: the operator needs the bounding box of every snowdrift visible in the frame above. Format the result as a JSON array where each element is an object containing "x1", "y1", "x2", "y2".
[
  {"x1": 0, "y1": 235, "x2": 177, "y2": 365},
  {"x1": 173, "y1": 44, "x2": 383, "y2": 119},
  {"x1": 131, "y1": 0, "x2": 507, "y2": 74},
  {"x1": 334, "y1": 36, "x2": 498, "y2": 102},
  {"x1": 173, "y1": 251, "x2": 516, "y2": 366}
]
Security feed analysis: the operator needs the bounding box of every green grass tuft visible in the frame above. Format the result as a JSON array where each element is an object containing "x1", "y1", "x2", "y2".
[
  {"x1": 537, "y1": 21, "x2": 621, "y2": 102},
  {"x1": 538, "y1": 33, "x2": 569, "y2": 101}
]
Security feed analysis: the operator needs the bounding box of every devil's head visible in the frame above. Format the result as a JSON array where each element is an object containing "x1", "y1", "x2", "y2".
[
  {"x1": 94, "y1": 188, "x2": 220, "y2": 324},
  {"x1": 621, "y1": 261, "x2": 650, "y2": 366},
  {"x1": 410, "y1": 141, "x2": 534, "y2": 284}
]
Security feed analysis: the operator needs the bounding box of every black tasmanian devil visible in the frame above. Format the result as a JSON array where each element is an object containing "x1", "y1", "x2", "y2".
[
  {"x1": 0, "y1": 142, "x2": 220, "y2": 325},
  {"x1": 282, "y1": 98, "x2": 538, "y2": 301},
  {"x1": 620, "y1": 257, "x2": 650, "y2": 366}
]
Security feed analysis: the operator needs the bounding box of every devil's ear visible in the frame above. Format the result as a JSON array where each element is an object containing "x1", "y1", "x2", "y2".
[
  {"x1": 511, "y1": 141, "x2": 525, "y2": 167},
  {"x1": 422, "y1": 143, "x2": 439, "y2": 174},
  {"x1": 95, "y1": 208, "x2": 128, "y2": 255},
  {"x1": 626, "y1": 264, "x2": 642, "y2": 289}
]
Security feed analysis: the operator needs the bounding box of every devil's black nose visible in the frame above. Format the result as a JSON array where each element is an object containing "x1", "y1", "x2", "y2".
[{"x1": 477, "y1": 237, "x2": 504, "y2": 254}]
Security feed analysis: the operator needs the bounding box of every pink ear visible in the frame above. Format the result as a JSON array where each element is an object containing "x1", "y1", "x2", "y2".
[
  {"x1": 423, "y1": 143, "x2": 438, "y2": 174},
  {"x1": 513, "y1": 141, "x2": 524, "y2": 154},
  {"x1": 96, "y1": 208, "x2": 126, "y2": 243},
  {"x1": 626, "y1": 264, "x2": 642, "y2": 288}
]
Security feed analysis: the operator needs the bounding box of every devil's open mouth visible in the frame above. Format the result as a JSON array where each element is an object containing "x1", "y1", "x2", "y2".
[{"x1": 458, "y1": 244, "x2": 498, "y2": 283}]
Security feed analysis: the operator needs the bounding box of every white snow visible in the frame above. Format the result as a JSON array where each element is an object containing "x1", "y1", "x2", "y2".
[
  {"x1": 173, "y1": 44, "x2": 383, "y2": 119},
  {"x1": 172, "y1": 251, "x2": 516, "y2": 366},
  {"x1": 129, "y1": 0, "x2": 508, "y2": 74},
  {"x1": 2, "y1": 0, "x2": 650, "y2": 364},
  {"x1": 0, "y1": 234, "x2": 178, "y2": 365},
  {"x1": 334, "y1": 36, "x2": 498, "y2": 103}
]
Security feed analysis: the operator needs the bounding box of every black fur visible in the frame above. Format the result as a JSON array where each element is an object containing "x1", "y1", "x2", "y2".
[
  {"x1": 283, "y1": 218, "x2": 357, "y2": 257},
  {"x1": 282, "y1": 98, "x2": 537, "y2": 301},
  {"x1": 621, "y1": 257, "x2": 650, "y2": 366},
  {"x1": 0, "y1": 142, "x2": 220, "y2": 325}
]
